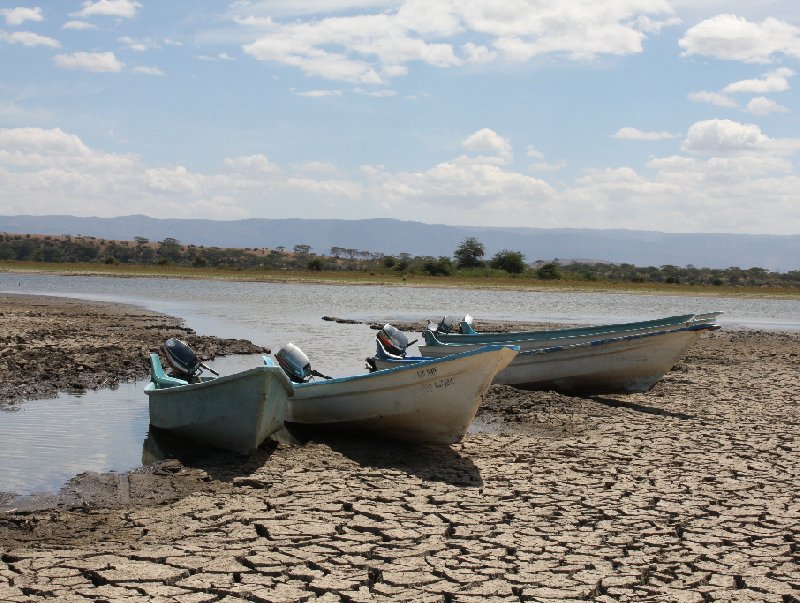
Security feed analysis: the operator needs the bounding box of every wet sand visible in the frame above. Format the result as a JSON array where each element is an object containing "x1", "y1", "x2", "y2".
[{"x1": 1, "y1": 295, "x2": 799, "y2": 601}]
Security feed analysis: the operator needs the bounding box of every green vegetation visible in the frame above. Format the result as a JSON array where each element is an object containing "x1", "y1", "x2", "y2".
[{"x1": 1, "y1": 232, "x2": 798, "y2": 294}]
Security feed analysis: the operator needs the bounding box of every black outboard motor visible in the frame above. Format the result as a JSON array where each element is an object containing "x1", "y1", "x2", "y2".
[
  {"x1": 427, "y1": 315, "x2": 473, "y2": 334},
  {"x1": 438, "y1": 315, "x2": 458, "y2": 333},
  {"x1": 376, "y1": 324, "x2": 409, "y2": 357},
  {"x1": 275, "y1": 343, "x2": 332, "y2": 383},
  {"x1": 163, "y1": 338, "x2": 219, "y2": 382}
]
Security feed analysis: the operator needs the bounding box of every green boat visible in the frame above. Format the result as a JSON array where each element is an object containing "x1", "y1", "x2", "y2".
[
  {"x1": 145, "y1": 350, "x2": 293, "y2": 455},
  {"x1": 423, "y1": 312, "x2": 722, "y2": 350}
]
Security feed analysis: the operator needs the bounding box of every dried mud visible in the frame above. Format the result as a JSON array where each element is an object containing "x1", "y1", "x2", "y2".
[{"x1": 1, "y1": 295, "x2": 799, "y2": 602}]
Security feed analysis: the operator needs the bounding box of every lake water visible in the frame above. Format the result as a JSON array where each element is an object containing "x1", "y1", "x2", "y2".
[{"x1": 2, "y1": 272, "x2": 799, "y2": 496}]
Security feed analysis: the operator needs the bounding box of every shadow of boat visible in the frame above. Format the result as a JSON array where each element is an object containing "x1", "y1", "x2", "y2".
[
  {"x1": 588, "y1": 396, "x2": 695, "y2": 420},
  {"x1": 142, "y1": 425, "x2": 280, "y2": 483},
  {"x1": 281, "y1": 423, "x2": 483, "y2": 487}
]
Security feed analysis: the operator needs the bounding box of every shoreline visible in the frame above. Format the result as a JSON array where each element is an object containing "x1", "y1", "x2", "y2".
[
  {"x1": 3, "y1": 264, "x2": 799, "y2": 301},
  {"x1": 1, "y1": 294, "x2": 798, "y2": 601}
]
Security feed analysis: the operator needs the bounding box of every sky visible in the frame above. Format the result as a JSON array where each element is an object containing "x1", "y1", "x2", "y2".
[{"x1": 0, "y1": 1, "x2": 798, "y2": 235}]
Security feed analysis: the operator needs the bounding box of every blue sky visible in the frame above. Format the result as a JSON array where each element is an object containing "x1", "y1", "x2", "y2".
[{"x1": 0, "y1": 0, "x2": 798, "y2": 234}]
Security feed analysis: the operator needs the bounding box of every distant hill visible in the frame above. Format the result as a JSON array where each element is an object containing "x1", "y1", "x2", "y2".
[{"x1": 0, "y1": 214, "x2": 798, "y2": 272}]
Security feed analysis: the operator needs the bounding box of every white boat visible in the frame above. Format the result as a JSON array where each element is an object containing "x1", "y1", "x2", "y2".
[
  {"x1": 145, "y1": 353, "x2": 294, "y2": 454},
  {"x1": 284, "y1": 344, "x2": 519, "y2": 444},
  {"x1": 422, "y1": 311, "x2": 722, "y2": 351},
  {"x1": 376, "y1": 324, "x2": 719, "y2": 394}
]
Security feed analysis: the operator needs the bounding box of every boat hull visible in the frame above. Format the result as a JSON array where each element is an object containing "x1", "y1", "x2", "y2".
[
  {"x1": 286, "y1": 345, "x2": 518, "y2": 444},
  {"x1": 393, "y1": 325, "x2": 717, "y2": 394},
  {"x1": 426, "y1": 312, "x2": 721, "y2": 350},
  {"x1": 145, "y1": 365, "x2": 293, "y2": 454}
]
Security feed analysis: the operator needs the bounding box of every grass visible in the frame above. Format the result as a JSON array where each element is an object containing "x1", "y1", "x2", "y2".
[{"x1": 2, "y1": 260, "x2": 799, "y2": 300}]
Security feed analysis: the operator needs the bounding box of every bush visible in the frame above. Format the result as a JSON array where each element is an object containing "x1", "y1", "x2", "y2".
[
  {"x1": 490, "y1": 249, "x2": 526, "y2": 274},
  {"x1": 536, "y1": 263, "x2": 561, "y2": 280}
]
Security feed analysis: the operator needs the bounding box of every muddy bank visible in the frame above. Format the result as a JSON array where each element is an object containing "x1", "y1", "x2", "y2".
[
  {"x1": 1, "y1": 296, "x2": 799, "y2": 601},
  {"x1": 0, "y1": 294, "x2": 268, "y2": 404}
]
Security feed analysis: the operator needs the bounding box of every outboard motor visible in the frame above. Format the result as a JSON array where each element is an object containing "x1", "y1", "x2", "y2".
[
  {"x1": 163, "y1": 338, "x2": 218, "y2": 382},
  {"x1": 376, "y1": 324, "x2": 409, "y2": 357},
  {"x1": 437, "y1": 315, "x2": 458, "y2": 334},
  {"x1": 429, "y1": 315, "x2": 473, "y2": 334},
  {"x1": 275, "y1": 343, "x2": 332, "y2": 383}
]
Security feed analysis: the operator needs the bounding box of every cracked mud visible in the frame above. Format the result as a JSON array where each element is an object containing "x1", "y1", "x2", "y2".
[{"x1": 1, "y1": 295, "x2": 798, "y2": 602}]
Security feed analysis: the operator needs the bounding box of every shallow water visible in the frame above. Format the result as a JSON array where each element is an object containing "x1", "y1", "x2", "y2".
[{"x1": 1, "y1": 272, "x2": 799, "y2": 495}]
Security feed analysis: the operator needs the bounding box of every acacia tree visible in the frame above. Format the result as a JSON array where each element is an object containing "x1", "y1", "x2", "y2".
[
  {"x1": 490, "y1": 249, "x2": 526, "y2": 273},
  {"x1": 454, "y1": 237, "x2": 485, "y2": 268}
]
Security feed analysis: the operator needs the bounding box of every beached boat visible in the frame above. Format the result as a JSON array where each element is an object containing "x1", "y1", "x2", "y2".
[
  {"x1": 145, "y1": 352, "x2": 294, "y2": 454},
  {"x1": 375, "y1": 323, "x2": 719, "y2": 394},
  {"x1": 424, "y1": 312, "x2": 722, "y2": 349},
  {"x1": 282, "y1": 344, "x2": 519, "y2": 444}
]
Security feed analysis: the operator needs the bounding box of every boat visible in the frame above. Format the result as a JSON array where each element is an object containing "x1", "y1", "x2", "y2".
[
  {"x1": 278, "y1": 343, "x2": 519, "y2": 444},
  {"x1": 424, "y1": 312, "x2": 722, "y2": 349},
  {"x1": 374, "y1": 323, "x2": 720, "y2": 394},
  {"x1": 144, "y1": 342, "x2": 294, "y2": 454}
]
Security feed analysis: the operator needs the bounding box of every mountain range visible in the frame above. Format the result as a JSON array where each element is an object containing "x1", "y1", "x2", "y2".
[{"x1": 0, "y1": 214, "x2": 797, "y2": 272}]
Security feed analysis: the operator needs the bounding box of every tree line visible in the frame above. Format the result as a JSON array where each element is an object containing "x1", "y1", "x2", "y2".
[{"x1": 1, "y1": 232, "x2": 798, "y2": 288}]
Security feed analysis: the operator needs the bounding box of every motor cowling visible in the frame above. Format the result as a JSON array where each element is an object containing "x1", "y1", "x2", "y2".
[
  {"x1": 275, "y1": 343, "x2": 313, "y2": 383},
  {"x1": 163, "y1": 338, "x2": 201, "y2": 378},
  {"x1": 376, "y1": 324, "x2": 409, "y2": 357},
  {"x1": 430, "y1": 315, "x2": 472, "y2": 334}
]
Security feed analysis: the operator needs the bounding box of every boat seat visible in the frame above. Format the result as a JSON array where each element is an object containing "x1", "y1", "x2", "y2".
[{"x1": 149, "y1": 353, "x2": 188, "y2": 388}]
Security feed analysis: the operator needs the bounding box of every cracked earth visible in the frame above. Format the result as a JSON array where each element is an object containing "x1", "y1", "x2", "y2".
[{"x1": 1, "y1": 296, "x2": 798, "y2": 602}]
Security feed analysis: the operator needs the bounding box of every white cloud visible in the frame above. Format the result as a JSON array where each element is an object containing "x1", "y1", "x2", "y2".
[
  {"x1": 133, "y1": 66, "x2": 165, "y2": 76},
  {"x1": 723, "y1": 67, "x2": 794, "y2": 93},
  {"x1": 687, "y1": 90, "x2": 738, "y2": 108},
  {"x1": 295, "y1": 89, "x2": 343, "y2": 97},
  {"x1": 2, "y1": 125, "x2": 799, "y2": 234},
  {"x1": 530, "y1": 160, "x2": 567, "y2": 172},
  {"x1": 238, "y1": 0, "x2": 679, "y2": 84},
  {"x1": 680, "y1": 14, "x2": 800, "y2": 63},
  {"x1": 75, "y1": 0, "x2": 142, "y2": 19},
  {"x1": 682, "y1": 118, "x2": 800, "y2": 156},
  {"x1": 352, "y1": 87, "x2": 396, "y2": 97},
  {"x1": 461, "y1": 42, "x2": 496, "y2": 64},
  {"x1": 119, "y1": 36, "x2": 159, "y2": 51},
  {"x1": 0, "y1": 30, "x2": 60, "y2": 47},
  {"x1": 62, "y1": 20, "x2": 97, "y2": 30},
  {"x1": 612, "y1": 127, "x2": 679, "y2": 141},
  {"x1": 462, "y1": 128, "x2": 512, "y2": 162},
  {"x1": 224, "y1": 154, "x2": 281, "y2": 174},
  {"x1": 746, "y1": 96, "x2": 788, "y2": 115},
  {"x1": 53, "y1": 51, "x2": 124, "y2": 73},
  {"x1": 526, "y1": 145, "x2": 544, "y2": 159},
  {"x1": 1, "y1": 7, "x2": 44, "y2": 25}
]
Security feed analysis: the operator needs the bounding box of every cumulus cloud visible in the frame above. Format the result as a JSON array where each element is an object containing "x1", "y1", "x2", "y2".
[
  {"x1": 62, "y1": 20, "x2": 97, "y2": 30},
  {"x1": 746, "y1": 96, "x2": 788, "y2": 115},
  {"x1": 723, "y1": 67, "x2": 794, "y2": 94},
  {"x1": 1, "y1": 7, "x2": 44, "y2": 25},
  {"x1": 2, "y1": 124, "x2": 799, "y2": 233},
  {"x1": 612, "y1": 127, "x2": 679, "y2": 141},
  {"x1": 687, "y1": 91, "x2": 738, "y2": 108},
  {"x1": 680, "y1": 14, "x2": 800, "y2": 63},
  {"x1": 53, "y1": 51, "x2": 124, "y2": 72},
  {"x1": 682, "y1": 119, "x2": 800, "y2": 156},
  {"x1": 0, "y1": 30, "x2": 60, "y2": 47},
  {"x1": 530, "y1": 160, "x2": 567, "y2": 172},
  {"x1": 224, "y1": 154, "x2": 281, "y2": 173},
  {"x1": 119, "y1": 36, "x2": 159, "y2": 51},
  {"x1": 237, "y1": 0, "x2": 679, "y2": 84},
  {"x1": 133, "y1": 66, "x2": 165, "y2": 76},
  {"x1": 462, "y1": 128, "x2": 512, "y2": 163},
  {"x1": 75, "y1": 0, "x2": 142, "y2": 19},
  {"x1": 294, "y1": 89, "x2": 343, "y2": 97}
]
